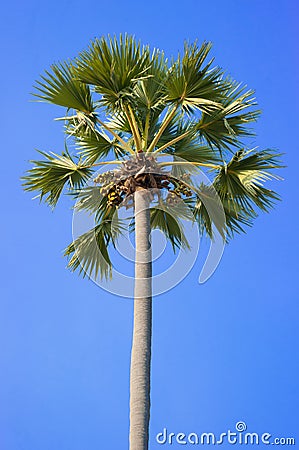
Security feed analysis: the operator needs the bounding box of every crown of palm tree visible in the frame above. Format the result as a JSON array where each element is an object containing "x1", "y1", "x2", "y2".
[{"x1": 22, "y1": 34, "x2": 283, "y2": 279}]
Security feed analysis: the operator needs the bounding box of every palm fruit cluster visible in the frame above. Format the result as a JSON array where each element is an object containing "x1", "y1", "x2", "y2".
[
  {"x1": 94, "y1": 154, "x2": 194, "y2": 207},
  {"x1": 166, "y1": 175, "x2": 193, "y2": 205}
]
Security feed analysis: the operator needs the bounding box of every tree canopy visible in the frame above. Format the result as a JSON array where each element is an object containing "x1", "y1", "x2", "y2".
[{"x1": 22, "y1": 34, "x2": 283, "y2": 279}]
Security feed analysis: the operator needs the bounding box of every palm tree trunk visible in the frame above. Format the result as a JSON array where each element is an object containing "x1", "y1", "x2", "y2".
[{"x1": 129, "y1": 188, "x2": 152, "y2": 450}]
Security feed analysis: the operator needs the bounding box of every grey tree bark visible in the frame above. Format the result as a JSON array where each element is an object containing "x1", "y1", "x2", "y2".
[{"x1": 129, "y1": 188, "x2": 152, "y2": 450}]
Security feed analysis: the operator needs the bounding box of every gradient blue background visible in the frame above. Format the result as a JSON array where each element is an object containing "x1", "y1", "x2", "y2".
[{"x1": 1, "y1": 0, "x2": 298, "y2": 448}]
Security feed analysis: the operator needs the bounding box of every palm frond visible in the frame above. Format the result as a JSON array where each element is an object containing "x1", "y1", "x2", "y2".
[
  {"x1": 197, "y1": 78, "x2": 260, "y2": 149},
  {"x1": 148, "y1": 111, "x2": 182, "y2": 148},
  {"x1": 214, "y1": 148, "x2": 282, "y2": 215},
  {"x1": 221, "y1": 197, "x2": 257, "y2": 237},
  {"x1": 64, "y1": 222, "x2": 113, "y2": 280},
  {"x1": 172, "y1": 142, "x2": 219, "y2": 164},
  {"x1": 73, "y1": 185, "x2": 103, "y2": 214},
  {"x1": 22, "y1": 150, "x2": 93, "y2": 207},
  {"x1": 192, "y1": 183, "x2": 255, "y2": 239},
  {"x1": 157, "y1": 120, "x2": 220, "y2": 164},
  {"x1": 150, "y1": 206, "x2": 190, "y2": 251},
  {"x1": 65, "y1": 199, "x2": 126, "y2": 279},
  {"x1": 75, "y1": 34, "x2": 151, "y2": 111},
  {"x1": 74, "y1": 188, "x2": 123, "y2": 230},
  {"x1": 164, "y1": 41, "x2": 224, "y2": 114},
  {"x1": 133, "y1": 49, "x2": 168, "y2": 112},
  {"x1": 105, "y1": 113, "x2": 132, "y2": 134},
  {"x1": 33, "y1": 62, "x2": 94, "y2": 112},
  {"x1": 191, "y1": 183, "x2": 226, "y2": 239},
  {"x1": 76, "y1": 129, "x2": 115, "y2": 164}
]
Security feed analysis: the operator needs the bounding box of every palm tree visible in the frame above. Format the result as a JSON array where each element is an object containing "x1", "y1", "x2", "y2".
[{"x1": 22, "y1": 35, "x2": 282, "y2": 450}]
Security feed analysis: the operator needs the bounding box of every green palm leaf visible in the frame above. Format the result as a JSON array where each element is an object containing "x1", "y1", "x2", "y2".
[
  {"x1": 192, "y1": 183, "x2": 226, "y2": 239},
  {"x1": 65, "y1": 203, "x2": 125, "y2": 279},
  {"x1": 64, "y1": 223, "x2": 113, "y2": 280},
  {"x1": 22, "y1": 150, "x2": 93, "y2": 207},
  {"x1": 33, "y1": 62, "x2": 94, "y2": 112},
  {"x1": 220, "y1": 197, "x2": 256, "y2": 237},
  {"x1": 197, "y1": 79, "x2": 260, "y2": 149},
  {"x1": 171, "y1": 143, "x2": 219, "y2": 164},
  {"x1": 158, "y1": 120, "x2": 220, "y2": 165},
  {"x1": 194, "y1": 187, "x2": 254, "y2": 239},
  {"x1": 105, "y1": 113, "x2": 132, "y2": 134},
  {"x1": 133, "y1": 49, "x2": 168, "y2": 112},
  {"x1": 73, "y1": 186, "x2": 103, "y2": 214},
  {"x1": 214, "y1": 148, "x2": 282, "y2": 214},
  {"x1": 164, "y1": 41, "x2": 224, "y2": 114},
  {"x1": 150, "y1": 206, "x2": 190, "y2": 251},
  {"x1": 75, "y1": 34, "x2": 151, "y2": 111},
  {"x1": 74, "y1": 191, "x2": 119, "y2": 225},
  {"x1": 76, "y1": 129, "x2": 115, "y2": 164}
]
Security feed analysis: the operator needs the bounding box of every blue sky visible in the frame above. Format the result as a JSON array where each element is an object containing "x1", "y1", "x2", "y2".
[{"x1": 1, "y1": 0, "x2": 298, "y2": 449}]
